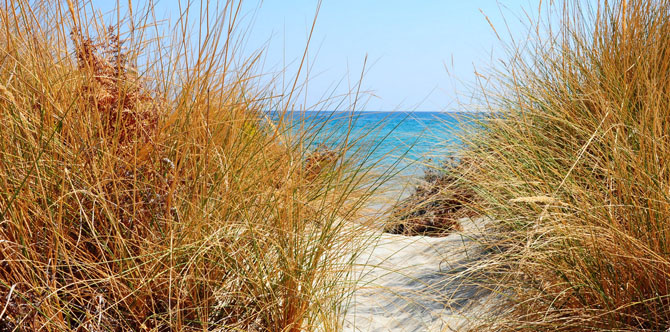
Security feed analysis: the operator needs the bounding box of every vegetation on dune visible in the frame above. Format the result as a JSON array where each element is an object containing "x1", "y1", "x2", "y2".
[
  {"x1": 385, "y1": 157, "x2": 474, "y2": 236},
  {"x1": 451, "y1": 0, "x2": 670, "y2": 330},
  {"x1": 0, "y1": 1, "x2": 382, "y2": 331},
  {"x1": 11, "y1": 0, "x2": 670, "y2": 330}
]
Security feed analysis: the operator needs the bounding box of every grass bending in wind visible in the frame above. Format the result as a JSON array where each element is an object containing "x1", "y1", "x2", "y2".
[
  {"x1": 0, "y1": 1, "x2": 387, "y2": 331},
  {"x1": 454, "y1": 0, "x2": 670, "y2": 330}
]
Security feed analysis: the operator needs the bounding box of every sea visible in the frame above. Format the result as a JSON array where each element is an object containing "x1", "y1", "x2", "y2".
[{"x1": 272, "y1": 111, "x2": 474, "y2": 189}]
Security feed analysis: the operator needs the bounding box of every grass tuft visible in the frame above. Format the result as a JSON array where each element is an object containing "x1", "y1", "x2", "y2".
[
  {"x1": 457, "y1": 0, "x2": 670, "y2": 330},
  {"x1": 0, "y1": 1, "x2": 383, "y2": 331}
]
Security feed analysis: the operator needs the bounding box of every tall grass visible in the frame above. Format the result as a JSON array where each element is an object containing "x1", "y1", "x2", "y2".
[
  {"x1": 455, "y1": 0, "x2": 670, "y2": 330},
  {"x1": 0, "y1": 1, "x2": 382, "y2": 330}
]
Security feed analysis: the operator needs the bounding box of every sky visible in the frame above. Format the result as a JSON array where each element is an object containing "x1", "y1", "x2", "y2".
[
  {"x1": 94, "y1": 0, "x2": 550, "y2": 111},
  {"x1": 240, "y1": 0, "x2": 544, "y2": 111}
]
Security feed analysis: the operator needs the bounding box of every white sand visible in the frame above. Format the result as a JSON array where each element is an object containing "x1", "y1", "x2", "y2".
[{"x1": 342, "y1": 218, "x2": 496, "y2": 331}]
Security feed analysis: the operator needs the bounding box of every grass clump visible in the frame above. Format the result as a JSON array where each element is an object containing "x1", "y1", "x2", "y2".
[
  {"x1": 0, "y1": 1, "x2": 379, "y2": 331},
  {"x1": 385, "y1": 157, "x2": 475, "y2": 236},
  {"x1": 455, "y1": 0, "x2": 670, "y2": 330}
]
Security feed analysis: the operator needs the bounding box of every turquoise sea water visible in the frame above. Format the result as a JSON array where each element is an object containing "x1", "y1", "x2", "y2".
[{"x1": 277, "y1": 111, "x2": 471, "y2": 181}]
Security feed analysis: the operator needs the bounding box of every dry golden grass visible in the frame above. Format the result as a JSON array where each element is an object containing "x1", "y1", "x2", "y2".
[
  {"x1": 0, "y1": 1, "x2": 384, "y2": 331},
  {"x1": 456, "y1": 0, "x2": 670, "y2": 330}
]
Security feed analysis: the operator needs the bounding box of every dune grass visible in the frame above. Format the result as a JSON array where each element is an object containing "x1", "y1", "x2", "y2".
[
  {"x1": 450, "y1": 0, "x2": 670, "y2": 330},
  {"x1": 0, "y1": 1, "x2": 387, "y2": 331}
]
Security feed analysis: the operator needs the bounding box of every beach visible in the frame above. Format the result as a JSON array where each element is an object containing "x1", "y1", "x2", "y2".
[{"x1": 343, "y1": 217, "x2": 495, "y2": 331}]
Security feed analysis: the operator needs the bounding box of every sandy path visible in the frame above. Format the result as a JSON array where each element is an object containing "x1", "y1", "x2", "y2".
[{"x1": 342, "y1": 218, "x2": 495, "y2": 331}]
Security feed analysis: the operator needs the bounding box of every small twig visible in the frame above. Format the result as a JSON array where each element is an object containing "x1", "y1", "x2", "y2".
[{"x1": 0, "y1": 284, "x2": 17, "y2": 320}]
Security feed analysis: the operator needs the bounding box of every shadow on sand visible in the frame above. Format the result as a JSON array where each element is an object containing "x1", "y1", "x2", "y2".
[{"x1": 343, "y1": 217, "x2": 499, "y2": 332}]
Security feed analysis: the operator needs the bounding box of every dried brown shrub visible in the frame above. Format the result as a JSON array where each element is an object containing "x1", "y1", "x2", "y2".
[
  {"x1": 71, "y1": 26, "x2": 160, "y2": 151},
  {"x1": 386, "y1": 156, "x2": 477, "y2": 236}
]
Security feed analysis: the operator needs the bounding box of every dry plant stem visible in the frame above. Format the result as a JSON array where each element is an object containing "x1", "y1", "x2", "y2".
[
  {"x1": 458, "y1": 0, "x2": 670, "y2": 330},
  {"x1": 0, "y1": 0, "x2": 387, "y2": 331}
]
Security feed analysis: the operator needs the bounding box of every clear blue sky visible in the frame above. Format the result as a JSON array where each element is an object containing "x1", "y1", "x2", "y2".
[{"x1": 95, "y1": 1, "x2": 551, "y2": 111}]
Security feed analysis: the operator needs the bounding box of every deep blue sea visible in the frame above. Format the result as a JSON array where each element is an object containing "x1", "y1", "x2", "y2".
[{"x1": 274, "y1": 111, "x2": 472, "y2": 182}]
